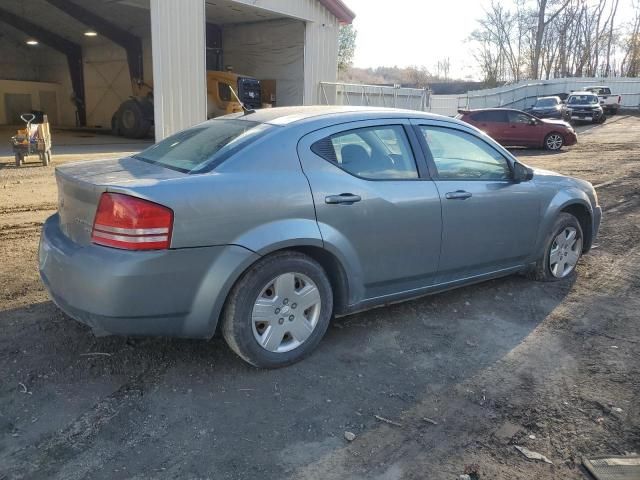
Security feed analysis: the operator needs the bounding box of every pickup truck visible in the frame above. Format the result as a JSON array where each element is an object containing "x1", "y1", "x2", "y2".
[{"x1": 584, "y1": 86, "x2": 621, "y2": 114}]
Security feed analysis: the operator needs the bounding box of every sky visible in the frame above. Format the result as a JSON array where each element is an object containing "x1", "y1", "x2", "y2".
[{"x1": 343, "y1": 0, "x2": 637, "y2": 80}]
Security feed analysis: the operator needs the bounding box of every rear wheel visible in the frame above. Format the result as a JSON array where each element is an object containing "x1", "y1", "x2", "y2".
[
  {"x1": 222, "y1": 251, "x2": 333, "y2": 368},
  {"x1": 116, "y1": 99, "x2": 151, "y2": 139},
  {"x1": 529, "y1": 213, "x2": 583, "y2": 282},
  {"x1": 544, "y1": 133, "x2": 564, "y2": 151}
]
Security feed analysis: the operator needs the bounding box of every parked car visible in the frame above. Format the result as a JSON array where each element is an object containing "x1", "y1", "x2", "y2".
[
  {"x1": 457, "y1": 108, "x2": 576, "y2": 151},
  {"x1": 564, "y1": 92, "x2": 606, "y2": 124},
  {"x1": 39, "y1": 106, "x2": 601, "y2": 368},
  {"x1": 584, "y1": 86, "x2": 621, "y2": 115},
  {"x1": 526, "y1": 96, "x2": 564, "y2": 119}
]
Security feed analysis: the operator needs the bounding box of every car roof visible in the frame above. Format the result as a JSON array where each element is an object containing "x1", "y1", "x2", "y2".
[
  {"x1": 569, "y1": 91, "x2": 598, "y2": 95},
  {"x1": 219, "y1": 105, "x2": 455, "y2": 126},
  {"x1": 536, "y1": 96, "x2": 560, "y2": 100}
]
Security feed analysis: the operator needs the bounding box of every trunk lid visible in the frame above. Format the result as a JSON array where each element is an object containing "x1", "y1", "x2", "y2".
[{"x1": 56, "y1": 157, "x2": 187, "y2": 245}]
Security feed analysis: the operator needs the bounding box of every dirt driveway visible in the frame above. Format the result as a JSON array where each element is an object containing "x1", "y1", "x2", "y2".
[{"x1": 0, "y1": 118, "x2": 638, "y2": 480}]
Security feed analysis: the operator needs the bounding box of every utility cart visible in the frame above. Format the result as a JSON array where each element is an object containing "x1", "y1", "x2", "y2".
[{"x1": 11, "y1": 113, "x2": 52, "y2": 167}]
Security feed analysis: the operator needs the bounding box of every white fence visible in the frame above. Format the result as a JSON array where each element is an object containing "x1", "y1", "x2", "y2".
[
  {"x1": 319, "y1": 82, "x2": 430, "y2": 111},
  {"x1": 320, "y1": 77, "x2": 640, "y2": 117}
]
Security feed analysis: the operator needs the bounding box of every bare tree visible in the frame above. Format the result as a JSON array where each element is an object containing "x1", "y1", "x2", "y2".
[{"x1": 471, "y1": 0, "x2": 637, "y2": 81}]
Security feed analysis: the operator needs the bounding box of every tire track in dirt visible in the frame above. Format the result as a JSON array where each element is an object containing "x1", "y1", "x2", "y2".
[
  {"x1": 0, "y1": 203, "x2": 57, "y2": 215},
  {"x1": 3, "y1": 372, "x2": 164, "y2": 480}
]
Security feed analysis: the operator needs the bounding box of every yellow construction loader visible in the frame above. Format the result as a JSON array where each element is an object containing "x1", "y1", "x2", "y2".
[{"x1": 112, "y1": 71, "x2": 262, "y2": 139}]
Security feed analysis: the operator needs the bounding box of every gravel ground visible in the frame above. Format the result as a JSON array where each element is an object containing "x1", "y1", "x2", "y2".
[{"x1": 0, "y1": 117, "x2": 638, "y2": 480}]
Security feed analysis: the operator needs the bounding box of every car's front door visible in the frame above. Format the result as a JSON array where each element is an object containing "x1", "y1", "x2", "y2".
[
  {"x1": 297, "y1": 120, "x2": 442, "y2": 302},
  {"x1": 414, "y1": 122, "x2": 541, "y2": 282},
  {"x1": 506, "y1": 110, "x2": 545, "y2": 146}
]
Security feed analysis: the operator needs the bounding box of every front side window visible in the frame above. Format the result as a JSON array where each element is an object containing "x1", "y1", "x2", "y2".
[
  {"x1": 218, "y1": 82, "x2": 231, "y2": 102},
  {"x1": 508, "y1": 111, "x2": 533, "y2": 124},
  {"x1": 311, "y1": 125, "x2": 418, "y2": 180},
  {"x1": 133, "y1": 119, "x2": 271, "y2": 173},
  {"x1": 420, "y1": 126, "x2": 511, "y2": 181}
]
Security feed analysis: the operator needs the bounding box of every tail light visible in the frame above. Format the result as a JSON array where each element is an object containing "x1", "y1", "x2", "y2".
[{"x1": 91, "y1": 193, "x2": 173, "y2": 250}]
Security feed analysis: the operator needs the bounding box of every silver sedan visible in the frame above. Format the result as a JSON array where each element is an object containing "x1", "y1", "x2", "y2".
[{"x1": 39, "y1": 106, "x2": 601, "y2": 368}]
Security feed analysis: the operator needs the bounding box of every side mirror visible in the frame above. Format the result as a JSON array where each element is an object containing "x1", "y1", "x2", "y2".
[
  {"x1": 513, "y1": 161, "x2": 534, "y2": 182},
  {"x1": 528, "y1": 118, "x2": 537, "y2": 126}
]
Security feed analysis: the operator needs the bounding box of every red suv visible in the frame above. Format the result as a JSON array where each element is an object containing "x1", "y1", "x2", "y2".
[{"x1": 457, "y1": 108, "x2": 577, "y2": 151}]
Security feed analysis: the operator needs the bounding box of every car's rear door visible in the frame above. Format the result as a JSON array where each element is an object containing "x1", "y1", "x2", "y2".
[
  {"x1": 412, "y1": 120, "x2": 540, "y2": 282},
  {"x1": 468, "y1": 110, "x2": 509, "y2": 144},
  {"x1": 297, "y1": 119, "x2": 442, "y2": 302}
]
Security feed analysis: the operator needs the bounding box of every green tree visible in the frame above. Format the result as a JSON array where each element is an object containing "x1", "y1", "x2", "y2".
[{"x1": 338, "y1": 24, "x2": 357, "y2": 72}]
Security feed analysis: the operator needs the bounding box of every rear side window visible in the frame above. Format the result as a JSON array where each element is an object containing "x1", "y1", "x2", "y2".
[
  {"x1": 133, "y1": 119, "x2": 271, "y2": 173},
  {"x1": 470, "y1": 111, "x2": 507, "y2": 122},
  {"x1": 420, "y1": 126, "x2": 511, "y2": 180},
  {"x1": 311, "y1": 125, "x2": 418, "y2": 180}
]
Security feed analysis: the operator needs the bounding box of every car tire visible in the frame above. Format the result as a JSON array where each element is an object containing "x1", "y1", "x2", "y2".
[
  {"x1": 529, "y1": 212, "x2": 584, "y2": 282},
  {"x1": 544, "y1": 133, "x2": 564, "y2": 151},
  {"x1": 597, "y1": 115, "x2": 606, "y2": 124},
  {"x1": 116, "y1": 99, "x2": 151, "y2": 139},
  {"x1": 221, "y1": 251, "x2": 334, "y2": 368}
]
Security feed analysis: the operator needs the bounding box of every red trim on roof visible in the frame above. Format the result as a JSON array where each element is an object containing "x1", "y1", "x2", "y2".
[{"x1": 319, "y1": 0, "x2": 355, "y2": 24}]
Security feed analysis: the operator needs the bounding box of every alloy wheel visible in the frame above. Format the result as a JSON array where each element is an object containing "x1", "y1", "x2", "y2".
[
  {"x1": 251, "y1": 272, "x2": 322, "y2": 353},
  {"x1": 546, "y1": 134, "x2": 563, "y2": 150},
  {"x1": 549, "y1": 226, "x2": 582, "y2": 278}
]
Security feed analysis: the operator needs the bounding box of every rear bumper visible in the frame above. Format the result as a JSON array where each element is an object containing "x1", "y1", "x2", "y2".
[{"x1": 39, "y1": 214, "x2": 259, "y2": 338}]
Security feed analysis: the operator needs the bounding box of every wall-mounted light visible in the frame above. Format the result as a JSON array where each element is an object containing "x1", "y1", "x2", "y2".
[
  {"x1": 26, "y1": 39, "x2": 39, "y2": 45},
  {"x1": 84, "y1": 31, "x2": 98, "y2": 37}
]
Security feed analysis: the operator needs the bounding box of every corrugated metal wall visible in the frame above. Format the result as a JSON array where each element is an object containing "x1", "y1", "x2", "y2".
[
  {"x1": 150, "y1": 0, "x2": 207, "y2": 140},
  {"x1": 223, "y1": 19, "x2": 305, "y2": 106},
  {"x1": 228, "y1": 0, "x2": 340, "y2": 104},
  {"x1": 303, "y1": 1, "x2": 339, "y2": 104}
]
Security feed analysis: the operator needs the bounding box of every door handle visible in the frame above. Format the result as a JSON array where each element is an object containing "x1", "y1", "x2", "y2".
[
  {"x1": 445, "y1": 190, "x2": 472, "y2": 200},
  {"x1": 325, "y1": 193, "x2": 362, "y2": 205}
]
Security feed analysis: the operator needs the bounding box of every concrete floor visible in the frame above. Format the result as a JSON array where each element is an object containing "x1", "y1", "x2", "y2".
[{"x1": 0, "y1": 126, "x2": 152, "y2": 164}]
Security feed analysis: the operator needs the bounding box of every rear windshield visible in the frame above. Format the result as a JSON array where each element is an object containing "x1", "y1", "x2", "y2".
[
  {"x1": 568, "y1": 95, "x2": 599, "y2": 105},
  {"x1": 535, "y1": 98, "x2": 558, "y2": 107},
  {"x1": 133, "y1": 119, "x2": 271, "y2": 173}
]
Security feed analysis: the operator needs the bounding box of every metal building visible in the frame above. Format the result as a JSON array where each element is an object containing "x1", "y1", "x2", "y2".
[{"x1": 0, "y1": 0, "x2": 355, "y2": 139}]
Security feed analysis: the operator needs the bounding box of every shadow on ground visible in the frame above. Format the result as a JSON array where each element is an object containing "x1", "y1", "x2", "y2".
[{"x1": 0, "y1": 273, "x2": 573, "y2": 479}]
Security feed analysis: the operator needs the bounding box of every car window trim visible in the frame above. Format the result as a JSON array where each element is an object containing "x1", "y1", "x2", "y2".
[
  {"x1": 410, "y1": 122, "x2": 515, "y2": 182},
  {"x1": 308, "y1": 121, "x2": 431, "y2": 182}
]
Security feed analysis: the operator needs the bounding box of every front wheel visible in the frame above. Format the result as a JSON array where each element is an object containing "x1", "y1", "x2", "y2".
[
  {"x1": 221, "y1": 251, "x2": 333, "y2": 368},
  {"x1": 544, "y1": 133, "x2": 564, "y2": 151},
  {"x1": 529, "y1": 213, "x2": 583, "y2": 282}
]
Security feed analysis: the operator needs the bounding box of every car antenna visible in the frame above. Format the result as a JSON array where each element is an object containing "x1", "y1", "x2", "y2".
[{"x1": 229, "y1": 86, "x2": 256, "y2": 115}]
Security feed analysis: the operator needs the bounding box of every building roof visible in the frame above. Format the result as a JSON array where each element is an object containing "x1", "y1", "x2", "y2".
[{"x1": 319, "y1": 0, "x2": 355, "y2": 23}]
